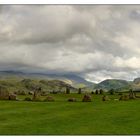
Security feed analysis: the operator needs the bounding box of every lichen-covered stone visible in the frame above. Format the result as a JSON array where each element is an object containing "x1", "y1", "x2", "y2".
[{"x1": 82, "y1": 94, "x2": 92, "y2": 102}]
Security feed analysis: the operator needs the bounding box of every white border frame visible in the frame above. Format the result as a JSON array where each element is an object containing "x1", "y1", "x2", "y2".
[
  {"x1": 0, "y1": 1, "x2": 139, "y2": 140},
  {"x1": 0, "y1": 0, "x2": 140, "y2": 4}
]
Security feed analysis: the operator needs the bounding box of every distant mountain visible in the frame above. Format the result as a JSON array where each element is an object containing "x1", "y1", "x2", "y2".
[
  {"x1": 133, "y1": 77, "x2": 140, "y2": 84},
  {"x1": 0, "y1": 71, "x2": 94, "y2": 88},
  {"x1": 46, "y1": 74, "x2": 94, "y2": 88},
  {"x1": 94, "y1": 79, "x2": 132, "y2": 91},
  {"x1": 131, "y1": 77, "x2": 140, "y2": 90},
  {"x1": 2, "y1": 70, "x2": 140, "y2": 92}
]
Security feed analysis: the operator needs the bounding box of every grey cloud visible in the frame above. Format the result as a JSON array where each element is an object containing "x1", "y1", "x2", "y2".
[
  {"x1": 0, "y1": 5, "x2": 93, "y2": 44},
  {"x1": 1, "y1": 5, "x2": 140, "y2": 82},
  {"x1": 130, "y1": 9, "x2": 140, "y2": 20}
]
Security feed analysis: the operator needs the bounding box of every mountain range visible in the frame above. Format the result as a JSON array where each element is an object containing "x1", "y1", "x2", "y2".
[
  {"x1": 0, "y1": 71, "x2": 93, "y2": 88},
  {"x1": 0, "y1": 70, "x2": 140, "y2": 92}
]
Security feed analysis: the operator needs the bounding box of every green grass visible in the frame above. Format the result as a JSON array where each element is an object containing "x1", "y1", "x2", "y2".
[{"x1": 0, "y1": 94, "x2": 140, "y2": 135}]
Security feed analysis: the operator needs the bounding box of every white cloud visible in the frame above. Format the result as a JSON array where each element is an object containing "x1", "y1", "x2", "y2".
[{"x1": 0, "y1": 5, "x2": 140, "y2": 82}]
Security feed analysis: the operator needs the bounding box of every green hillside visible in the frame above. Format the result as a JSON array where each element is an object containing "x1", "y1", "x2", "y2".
[
  {"x1": 0, "y1": 78, "x2": 76, "y2": 94},
  {"x1": 0, "y1": 71, "x2": 94, "y2": 89},
  {"x1": 94, "y1": 79, "x2": 132, "y2": 91},
  {"x1": 1, "y1": 71, "x2": 140, "y2": 93}
]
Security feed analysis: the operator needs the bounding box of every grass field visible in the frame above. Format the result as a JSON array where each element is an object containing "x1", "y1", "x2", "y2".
[{"x1": 0, "y1": 93, "x2": 140, "y2": 135}]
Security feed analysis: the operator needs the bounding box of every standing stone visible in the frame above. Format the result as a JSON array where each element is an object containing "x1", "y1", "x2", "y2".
[
  {"x1": 82, "y1": 94, "x2": 92, "y2": 102},
  {"x1": 44, "y1": 96, "x2": 55, "y2": 102},
  {"x1": 66, "y1": 87, "x2": 70, "y2": 94},
  {"x1": 32, "y1": 91, "x2": 37, "y2": 100},
  {"x1": 109, "y1": 89, "x2": 115, "y2": 95},
  {"x1": 32, "y1": 87, "x2": 41, "y2": 101},
  {"x1": 119, "y1": 95, "x2": 129, "y2": 101},
  {"x1": 95, "y1": 90, "x2": 99, "y2": 95},
  {"x1": 68, "y1": 98, "x2": 77, "y2": 102},
  {"x1": 78, "y1": 88, "x2": 82, "y2": 94},
  {"x1": 99, "y1": 89, "x2": 104, "y2": 94},
  {"x1": 0, "y1": 86, "x2": 9, "y2": 100},
  {"x1": 129, "y1": 89, "x2": 136, "y2": 99},
  {"x1": 102, "y1": 95, "x2": 109, "y2": 101},
  {"x1": 9, "y1": 93, "x2": 17, "y2": 100}
]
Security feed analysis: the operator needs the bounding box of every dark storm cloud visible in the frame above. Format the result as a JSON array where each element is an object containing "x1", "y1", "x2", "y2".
[{"x1": 1, "y1": 5, "x2": 140, "y2": 82}]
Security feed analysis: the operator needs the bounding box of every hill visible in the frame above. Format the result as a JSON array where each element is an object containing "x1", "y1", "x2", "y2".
[
  {"x1": 0, "y1": 78, "x2": 76, "y2": 94},
  {"x1": 131, "y1": 77, "x2": 140, "y2": 90},
  {"x1": 2, "y1": 70, "x2": 140, "y2": 92},
  {"x1": 94, "y1": 79, "x2": 132, "y2": 91},
  {"x1": 133, "y1": 77, "x2": 140, "y2": 84},
  {"x1": 0, "y1": 71, "x2": 93, "y2": 88}
]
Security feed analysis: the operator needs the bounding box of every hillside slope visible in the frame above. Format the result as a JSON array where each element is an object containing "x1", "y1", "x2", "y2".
[
  {"x1": 94, "y1": 79, "x2": 132, "y2": 91},
  {"x1": 0, "y1": 71, "x2": 93, "y2": 88},
  {"x1": 0, "y1": 78, "x2": 76, "y2": 94}
]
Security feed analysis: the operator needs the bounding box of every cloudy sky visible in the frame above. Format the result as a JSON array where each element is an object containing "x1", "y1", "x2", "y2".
[{"x1": 1, "y1": 5, "x2": 140, "y2": 82}]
